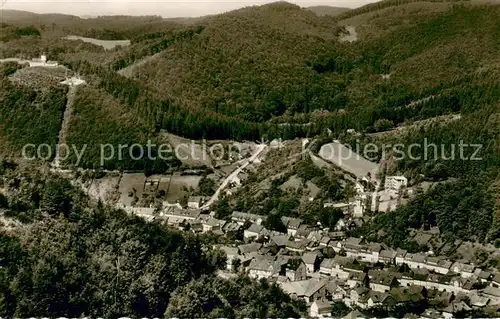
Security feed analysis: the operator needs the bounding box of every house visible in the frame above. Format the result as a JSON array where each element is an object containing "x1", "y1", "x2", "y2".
[
  {"x1": 403, "y1": 253, "x2": 427, "y2": 270},
  {"x1": 244, "y1": 223, "x2": 265, "y2": 240},
  {"x1": 295, "y1": 224, "x2": 313, "y2": 239},
  {"x1": 238, "y1": 243, "x2": 262, "y2": 256},
  {"x1": 282, "y1": 216, "x2": 302, "y2": 236},
  {"x1": 475, "y1": 269, "x2": 493, "y2": 283},
  {"x1": 28, "y1": 55, "x2": 59, "y2": 67},
  {"x1": 395, "y1": 248, "x2": 407, "y2": 265},
  {"x1": 469, "y1": 293, "x2": 490, "y2": 308},
  {"x1": 304, "y1": 279, "x2": 333, "y2": 303},
  {"x1": 231, "y1": 212, "x2": 265, "y2": 225},
  {"x1": 310, "y1": 300, "x2": 332, "y2": 318},
  {"x1": 161, "y1": 207, "x2": 200, "y2": 222},
  {"x1": 442, "y1": 301, "x2": 472, "y2": 319},
  {"x1": 222, "y1": 222, "x2": 243, "y2": 239},
  {"x1": 384, "y1": 176, "x2": 408, "y2": 194},
  {"x1": 323, "y1": 202, "x2": 352, "y2": 214},
  {"x1": 491, "y1": 273, "x2": 500, "y2": 288},
  {"x1": 379, "y1": 249, "x2": 397, "y2": 264},
  {"x1": 302, "y1": 251, "x2": 323, "y2": 275},
  {"x1": 425, "y1": 256, "x2": 452, "y2": 274},
  {"x1": 482, "y1": 286, "x2": 500, "y2": 304},
  {"x1": 319, "y1": 236, "x2": 331, "y2": 247},
  {"x1": 271, "y1": 234, "x2": 290, "y2": 248},
  {"x1": 451, "y1": 262, "x2": 475, "y2": 278},
  {"x1": 280, "y1": 278, "x2": 331, "y2": 303},
  {"x1": 187, "y1": 196, "x2": 203, "y2": 209},
  {"x1": 219, "y1": 246, "x2": 240, "y2": 271},
  {"x1": 367, "y1": 291, "x2": 392, "y2": 309},
  {"x1": 451, "y1": 276, "x2": 476, "y2": 293},
  {"x1": 319, "y1": 258, "x2": 336, "y2": 277},
  {"x1": 349, "y1": 287, "x2": 371, "y2": 308},
  {"x1": 286, "y1": 259, "x2": 307, "y2": 282},
  {"x1": 248, "y1": 257, "x2": 282, "y2": 280},
  {"x1": 197, "y1": 216, "x2": 226, "y2": 233},
  {"x1": 348, "y1": 272, "x2": 369, "y2": 289},
  {"x1": 330, "y1": 256, "x2": 351, "y2": 280},
  {"x1": 369, "y1": 273, "x2": 399, "y2": 292},
  {"x1": 286, "y1": 239, "x2": 310, "y2": 253},
  {"x1": 327, "y1": 281, "x2": 348, "y2": 301}
]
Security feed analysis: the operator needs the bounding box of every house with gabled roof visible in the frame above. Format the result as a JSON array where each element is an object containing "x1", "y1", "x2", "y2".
[
  {"x1": 319, "y1": 258, "x2": 336, "y2": 277},
  {"x1": 310, "y1": 300, "x2": 332, "y2": 318},
  {"x1": 302, "y1": 250, "x2": 323, "y2": 275},
  {"x1": 222, "y1": 221, "x2": 243, "y2": 240},
  {"x1": 349, "y1": 287, "x2": 371, "y2": 308},
  {"x1": 369, "y1": 272, "x2": 399, "y2": 292},
  {"x1": 231, "y1": 211, "x2": 265, "y2": 225},
  {"x1": 395, "y1": 248, "x2": 407, "y2": 265},
  {"x1": 248, "y1": 257, "x2": 283, "y2": 280},
  {"x1": 295, "y1": 224, "x2": 313, "y2": 239},
  {"x1": 286, "y1": 258, "x2": 307, "y2": 282},
  {"x1": 319, "y1": 236, "x2": 331, "y2": 247},
  {"x1": 286, "y1": 238, "x2": 310, "y2": 253},
  {"x1": 238, "y1": 242, "x2": 262, "y2": 255},
  {"x1": 482, "y1": 286, "x2": 500, "y2": 304},
  {"x1": 187, "y1": 196, "x2": 204, "y2": 209},
  {"x1": 219, "y1": 246, "x2": 240, "y2": 271},
  {"x1": 451, "y1": 262, "x2": 475, "y2": 278},
  {"x1": 330, "y1": 255, "x2": 352, "y2": 279},
  {"x1": 379, "y1": 249, "x2": 397, "y2": 264},
  {"x1": 491, "y1": 273, "x2": 500, "y2": 288},
  {"x1": 282, "y1": 216, "x2": 302, "y2": 236},
  {"x1": 270, "y1": 234, "x2": 291, "y2": 249},
  {"x1": 280, "y1": 278, "x2": 331, "y2": 303},
  {"x1": 475, "y1": 269, "x2": 493, "y2": 283},
  {"x1": 244, "y1": 223, "x2": 266, "y2": 240}
]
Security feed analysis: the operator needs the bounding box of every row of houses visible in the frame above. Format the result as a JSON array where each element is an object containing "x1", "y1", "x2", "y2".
[{"x1": 217, "y1": 239, "x2": 500, "y2": 318}]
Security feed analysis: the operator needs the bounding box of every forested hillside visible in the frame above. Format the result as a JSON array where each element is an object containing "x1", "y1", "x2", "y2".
[
  {"x1": 0, "y1": 0, "x2": 499, "y2": 249},
  {"x1": 0, "y1": 163, "x2": 305, "y2": 317},
  {"x1": 0, "y1": 63, "x2": 67, "y2": 158}
]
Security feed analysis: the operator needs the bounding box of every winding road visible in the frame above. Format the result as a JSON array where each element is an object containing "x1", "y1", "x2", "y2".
[{"x1": 201, "y1": 144, "x2": 267, "y2": 209}]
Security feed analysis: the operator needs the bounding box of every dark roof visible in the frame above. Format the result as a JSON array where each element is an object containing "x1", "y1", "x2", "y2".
[
  {"x1": 286, "y1": 258, "x2": 304, "y2": 271},
  {"x1": 238, "y1": 243, "x2": 262, "y2": 254},
  {"x1": 246, "y1": 223, "x2": 265, "y2": 234}
]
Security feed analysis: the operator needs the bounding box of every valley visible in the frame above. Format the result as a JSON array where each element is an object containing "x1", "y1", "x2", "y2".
[{"x1": 0, "y1": 0, "x2": 499, "y2": 317}]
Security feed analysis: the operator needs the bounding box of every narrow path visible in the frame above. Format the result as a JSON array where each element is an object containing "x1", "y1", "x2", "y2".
[
  {"x1": 201, "y1": 144, "x2": 267, "y2": 209},
  {"x1": 53, "y1": 85, "x2": 77, "y2": 168}
]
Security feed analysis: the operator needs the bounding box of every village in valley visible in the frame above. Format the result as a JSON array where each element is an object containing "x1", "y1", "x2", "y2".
[
  {"x1": 98, "y1": 137, "x2": 500, "y2": 319},
  {"x1": 1, "y1": 49, "x2": 498, "y2": 319}
]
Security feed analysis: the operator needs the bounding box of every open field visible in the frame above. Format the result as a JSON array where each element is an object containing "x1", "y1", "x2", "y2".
[
  {"x1": 62, "y1": 35, "x2": 131, "y2": 50},
  {"x1": 118, "y1": 173, "x2": 146, "y2": 207},
  {"x1": 86, "y1": 174, "x2": 121, "y2": 203},
  {"x1": 319, "y1": 141, "x2": 379, "y2": 178},
  {"x1": 164, "y1": 173, "x2": 202, "y2": 203}
]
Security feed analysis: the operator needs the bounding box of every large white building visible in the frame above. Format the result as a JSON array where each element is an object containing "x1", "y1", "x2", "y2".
[
  {"x1": 384, "y1": 176, "x2": 408, "y2": 194},
  {"x1": 28, "y1": 55, "x2": 59, "y2": 67}
]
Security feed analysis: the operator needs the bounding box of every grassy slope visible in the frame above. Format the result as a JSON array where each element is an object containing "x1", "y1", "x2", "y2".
[{"x1": 307, "y1": 5, "x2": 351, "y2": 16}]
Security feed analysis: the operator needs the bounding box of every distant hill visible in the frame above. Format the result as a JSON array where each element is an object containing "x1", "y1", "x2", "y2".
[
  {"x1": 307, "y1": 5, "x2": 351, "y2": 16},
  {"x1": 0, "y1": 9, "x2": 81, "y2": 24}
]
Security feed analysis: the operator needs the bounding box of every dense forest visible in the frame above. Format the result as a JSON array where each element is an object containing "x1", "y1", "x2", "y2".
[
  {"x1": 0, "y1": 162, "x2": 305, "y2": 317},
  {"x1": 0, "y1": 0, "x2": 499, "y2": 261},
  {"x1": 0, "y1": 63, "x2": 67, "y2": 158}
]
